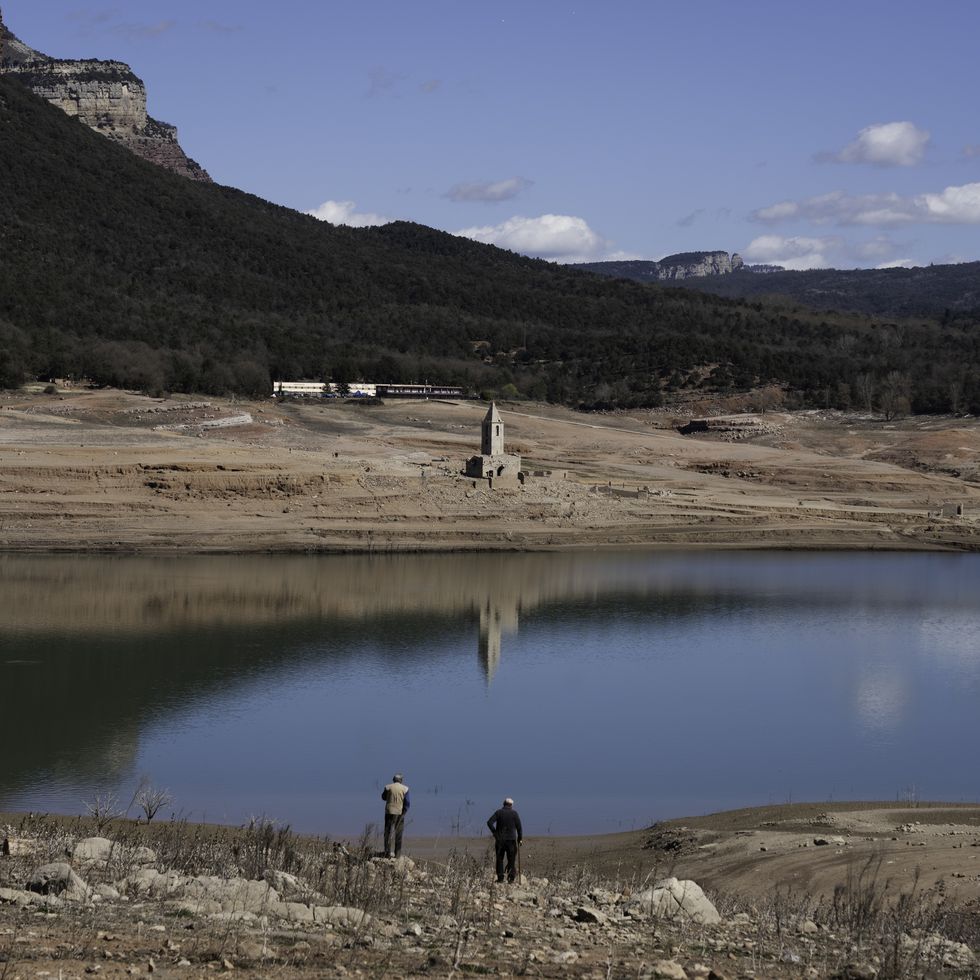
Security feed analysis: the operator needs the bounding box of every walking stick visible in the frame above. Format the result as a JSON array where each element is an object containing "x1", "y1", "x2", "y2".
[{"x1": 517, "y1": 840, "x2": 522, "y2": 883}]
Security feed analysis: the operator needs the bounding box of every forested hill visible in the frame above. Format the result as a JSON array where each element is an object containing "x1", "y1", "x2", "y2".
[
  {"x1": 1, "y1": 76, "x2": 979, "y2": 413},
  {"x1": 583, "y1": 261, "x2": 980, "y2": 319}
]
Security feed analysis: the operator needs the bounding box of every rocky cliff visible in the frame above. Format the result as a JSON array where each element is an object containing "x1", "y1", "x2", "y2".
[
  {"x1": 574, "y1": 251, "x2": 744, "y2": 283},
  {"x1": 0, "y1": 8, "x2": 210, "y2": 181},
  {"x1": 656, "y1": 250, "x2": 744, "y2": 280}
]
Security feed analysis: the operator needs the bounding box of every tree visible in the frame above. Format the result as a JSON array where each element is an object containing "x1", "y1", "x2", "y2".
[
  {"x1": 134, "y1": 777, "x2": 174, "y2": 823},
  {"x1": 878, "y1": 371, "x2": 912, "y2": 421}
]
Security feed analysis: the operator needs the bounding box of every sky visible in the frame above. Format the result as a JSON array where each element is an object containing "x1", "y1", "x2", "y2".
[{"x1": 6, "y1": 0, "x2": 980, "y2": 269}]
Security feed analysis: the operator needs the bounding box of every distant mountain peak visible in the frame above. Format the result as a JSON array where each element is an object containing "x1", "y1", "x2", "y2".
[
  {"x1": 573, "y1": 250, "x2": 743, "y2": 282},
  {"x1": 0, "y1": 7, "x2": 210, "y2": 181}
]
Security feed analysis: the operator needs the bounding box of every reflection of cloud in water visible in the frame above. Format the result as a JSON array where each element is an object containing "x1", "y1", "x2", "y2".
[
  {"x1": 919, "y1": 615, "x2": 980, "y2": 673},
  {"x1": 855, "y1": 669, "x2": 908, "y2": 735}
]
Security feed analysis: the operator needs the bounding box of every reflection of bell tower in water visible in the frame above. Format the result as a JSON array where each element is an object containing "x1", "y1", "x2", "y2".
[{"x1": 478, "y1": 596, "x2": 521, "y2": 684}]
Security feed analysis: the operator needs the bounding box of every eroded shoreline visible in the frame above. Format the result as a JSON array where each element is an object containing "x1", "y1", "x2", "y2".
[{"x1": 1, "y1": 389, "x2": 979, "y2": 556}]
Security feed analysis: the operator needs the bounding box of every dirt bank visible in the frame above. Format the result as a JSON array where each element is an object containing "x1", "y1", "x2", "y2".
[{"x1": 1, "y1": 389, "x2": 979, "y2": 554}]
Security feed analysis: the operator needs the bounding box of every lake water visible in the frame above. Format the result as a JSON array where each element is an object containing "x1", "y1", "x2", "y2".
[{"x1": 1, "y1": 551, "x2": 979, "y2": 838}]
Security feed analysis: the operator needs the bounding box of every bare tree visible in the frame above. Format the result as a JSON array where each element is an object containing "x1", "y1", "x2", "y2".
[
  {"x1": 84, "y1": 792, "x2": 123, "y2": 833},
  {"x1": 878, "y1": 371, "x2": 912, "y2": 421},
  {"x1": 854, "y1": 373, "x2": 876, "y2": 414},
  {"x1": 134, "y1": 778, "x2": 174, "y2": 824}
]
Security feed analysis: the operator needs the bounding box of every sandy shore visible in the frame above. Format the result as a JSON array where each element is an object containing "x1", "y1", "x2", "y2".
[{"x1": 1, "y1": 388, "x2": 979, "y2": 554}]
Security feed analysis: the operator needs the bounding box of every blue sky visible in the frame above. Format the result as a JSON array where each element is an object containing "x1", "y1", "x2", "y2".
[{"x1": 7, "y1": 0, "x2": 980, "y2": 269}]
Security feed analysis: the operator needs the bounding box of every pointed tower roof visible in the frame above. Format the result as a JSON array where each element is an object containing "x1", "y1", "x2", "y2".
[{"x1": 484, "y1": 402, "x2": 502, "y2": 423}]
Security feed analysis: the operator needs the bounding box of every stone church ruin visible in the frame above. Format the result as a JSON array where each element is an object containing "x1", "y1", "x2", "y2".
[{"x1": 465, "y1": 403, "x2": 522, "y2": 488}]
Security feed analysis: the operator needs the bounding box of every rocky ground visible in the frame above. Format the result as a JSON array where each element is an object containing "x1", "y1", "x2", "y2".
[
  {"x1": 0, "y1": 387, "x2": 979, "y2": 554},
  {"x1": 2, "y1": 805, "x2": 979, "y2": 979}
]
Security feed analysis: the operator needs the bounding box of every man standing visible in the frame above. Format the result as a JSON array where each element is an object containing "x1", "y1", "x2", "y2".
[
  {"x1": 487, "y1": 797, "x2": 523, "y2": 883},
  {"x1": 381, "y1": 773, "x2": 410, "y2": 858}
]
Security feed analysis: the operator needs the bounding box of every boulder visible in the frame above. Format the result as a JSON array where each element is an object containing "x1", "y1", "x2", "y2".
[
  {"x1": 211, "y1": 910, "x2": 258, "y2": 924},
  {"x1": 574, "y1": 906, "x2": 609, "y2": 925},
  {"x1": 181, "y1": 875, "x2": 279, "y2": 913},
  {"x1": 628, "y1": 877, "x2": 720, "y2": 925},
  {"x1": 133, "y1": 845, "x2": 158, "y2": 865},
  {"x1": 27, "y1": 862, "x2": 90, "y2": 902},
  {"x1": 73, "y1": 837, "x2": 116, "y2": 864},
  {"x1": 122, "y1": 868, "x2": 182, "y2": 898},
  {"x1": 277, "y1": 901, "x2": 315, "y2": 923},
  {"x1": 1, "y1": 836, "x2": 37, "y2": 857},
  {"x1": 649, "y1": 961, "x2": 688, "y2": 980},
  {"x1": 166, "y1": 897, "x2": 223, "y2": 917},
  {"x1": 0, "y1": 886, "x2": 34, "y2": 906},
  {"x1": 263, "y1": 869, "x2": 311, "y2": 902},
  {"x1": 314, "y1": 906, "x2": 372, "y2": 929}
]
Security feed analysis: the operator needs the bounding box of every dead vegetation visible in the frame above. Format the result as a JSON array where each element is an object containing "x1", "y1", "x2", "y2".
[{"x1": 2, "y1": 813, "x2": 978, "y2": 978}]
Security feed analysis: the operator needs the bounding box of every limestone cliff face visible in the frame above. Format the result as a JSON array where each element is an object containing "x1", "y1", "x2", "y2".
[
  {"x1": 0, "y1": 8, "x2": 210, "y2": 181},
  {"x1": 574, "y1": 252, "x2": 745, "y2": 284},
  {"x1": 653, "y1": 251, "x2": 744, "y2": 280}
]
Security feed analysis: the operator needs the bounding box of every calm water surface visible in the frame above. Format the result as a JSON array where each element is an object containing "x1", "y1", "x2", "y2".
[{"x1": 1, "y1": 551, "x2": 979, "y2": 837}]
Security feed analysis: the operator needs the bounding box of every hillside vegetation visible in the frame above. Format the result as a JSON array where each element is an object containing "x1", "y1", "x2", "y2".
[
  {"x1": 2, "y1": 77, "x2": 980, "y2": 413},
  {"x1": 580, "y1": 260, "x2": 980, "y2": 319}
]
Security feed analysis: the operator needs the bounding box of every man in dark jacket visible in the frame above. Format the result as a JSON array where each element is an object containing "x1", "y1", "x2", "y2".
[{"x1": 487, "y1": 797, "x2": 523, "y2": 883}]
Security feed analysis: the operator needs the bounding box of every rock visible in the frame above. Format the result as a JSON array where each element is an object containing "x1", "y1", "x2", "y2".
[
  {"x1": 0, "y1": 9, "x2": 210, "y2": 181},
  {"x1": 587, "y1": 887, "x2": 618, "y2": 905},
  {"x1": 276, "y1": 901, "x2": 315, "y2": 923},
  {"x1": 122, "y1": 868, "x2": 183, "y2": 898},
  {"x1": 73, "y1": 837, "x2": 115, "y2": 863},
  {"x1": 0, "y1": 886, "x2": 34, "y2": 906},
  {"x1": 403, "y1": 923, "x2": 423, "y2": 937},
  {"x1": 263, "y1": 869, "x2": 307, "y2": 900},
  {"x1": 574, "y1": 906, "x2": 609, "y2": 925},
  {"x1": 166, "y1": 898, "x2": 223, "y2": 917},
  {"x1": 236, "y1": 941, "x2": 275, "y2": 963},
  {"x1": 27, "y1": 862, "x2": 90, "y2": 902},
  {"x1": 799, "y1": 919, "x2": 819, "y2": 935},
  {"x1": 94, "y1": 884, "x2": 121, "y2": 901},
  {"x1": 831, "y1": 964, "x2": 878, "y2": 980},
  {"x1": 211, "y1": 910, "x2": 258, "y2": 924},
  {"x1": 903, "y1": 933, "x2": 976, "y2": 968},
  {"x1": 181, "y1": 875, "x2": 279, "y2": 913},
  {"x1": 1, "y1": 835, "x2": 37, "y2": 857},
  {"x1": 648, "y1": 960, "x2": 688, "y2": 980},
  {"x1": 628, "y1": 878, "x2": 721, "y2": 925},
  {"x1": 554, "y1": 950, "x2": 578, "y2": 964},
  {"x1": 133, "y1": 846, "x2": 157, "y2": 865},
  {"x1": 314, "y1": 906, "x2": 373, "y2": 929}
]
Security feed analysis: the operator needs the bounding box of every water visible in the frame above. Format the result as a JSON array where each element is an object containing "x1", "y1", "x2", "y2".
[{"x1": 1, "y1": 551, "x2": 979, "y2": 837}]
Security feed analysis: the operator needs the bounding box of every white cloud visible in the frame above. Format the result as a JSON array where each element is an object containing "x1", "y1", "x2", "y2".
[
  {"x1": 446, "y1": 176, "x2": 533, "y2": 203},
  {"x1": 752, "y1": 182, "x2": 980, "y2": 226},
  {"x1": 918, "y1": 182, "x2": 980, "y2": 222},
  {"x1": 454, "y1": 213, "x2": 611, "y2": 262},
  {"x1": 824, "y1": 121, "x2": 930, "y2": 167},
  {"x1": 742, "y1": 235, "x2": 840, "y2": 270},
  {"x1": 743, "y1": 232, "x2": 918, "y2": 270},
  {"x1": 876, "y1": 258, "x2": 916, "y2": 269},
  {"x1": 306, "y1": 200, "x2": 391, "y2": 228}
]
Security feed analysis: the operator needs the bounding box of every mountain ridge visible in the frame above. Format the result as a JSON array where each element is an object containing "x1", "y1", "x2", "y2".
[
  {"x1": 0, "y1": 7, "x2": 210, "y2": 181},
  {"x1": 578, "y1": 255, "x2": 980, "y2": 318},
  {"x1": 1, "y1": 74, "x2": 979, "y2": 414},
  {"x1": 575, "y1": 251, "x2": 743, "y2": 282}
]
